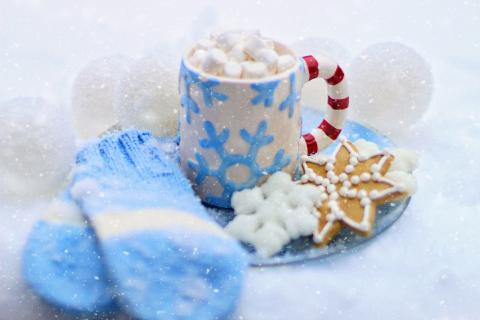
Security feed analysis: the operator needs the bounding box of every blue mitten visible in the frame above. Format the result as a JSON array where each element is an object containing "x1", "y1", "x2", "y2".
[
  {"x1": 70, "y1": 129, "x2": 247, "y2": 320},
  {"x1": 22, "y1": 135, "x2": 179, "y2": 316},
  {"x1": 22, "y1": 191, "x2": 116, "y2": 315}
]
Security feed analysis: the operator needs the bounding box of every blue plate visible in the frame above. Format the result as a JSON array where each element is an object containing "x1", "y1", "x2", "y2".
[
  {"x1": 206, "y1": 107, "x2": 411, "y2": 267},
  {"x1": 153, "y1": 107, "x2": 411, "y2": 267}
]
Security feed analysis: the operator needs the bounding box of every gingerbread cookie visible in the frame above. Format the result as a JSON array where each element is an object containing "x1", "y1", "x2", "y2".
[{"x1": 300, "y1": 137, "x2": 410, "y2": 246}]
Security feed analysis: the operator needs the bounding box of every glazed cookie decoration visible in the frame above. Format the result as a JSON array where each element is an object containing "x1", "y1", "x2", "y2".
[{"x1": 300, "y1": 137, "x2": 411, "y2": 246}]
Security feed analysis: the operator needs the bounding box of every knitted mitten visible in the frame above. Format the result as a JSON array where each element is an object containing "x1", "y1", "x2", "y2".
[
  {"x1": 70, "y1": 129, "x2": 247, "y2": 320},
  {"x1": 22, "y1": 191, "x2": 116, "y2": 315},
  {"x1": 22, "y1": 135, "x2": 179, "y2": 316}
]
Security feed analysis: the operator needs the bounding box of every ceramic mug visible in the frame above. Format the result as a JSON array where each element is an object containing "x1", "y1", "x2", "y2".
[{"x1": 178, "y1": 41, "x2": 349, "y2": 208}]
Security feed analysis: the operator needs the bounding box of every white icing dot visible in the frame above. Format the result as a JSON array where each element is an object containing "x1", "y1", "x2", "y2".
[
  {"x1": 358, "y1": 190, "x2": 368, "y2": 198},
  {"x1": 339, "y1": 173, "x2": 348, "y2": 182},
  {"x1": 321, "y1": 178, "x2": 330, "y2": 187},
  {"x1": 343, "y1": 180, "x2": 352, "y2": 188},
  {"x1": 360, "y1": 197, "x2": 371, "y2": 207},
  {"x1": 300, "y1": 175, "x2": 309, "y2": 183},
  {"x1": 339, "y1": 187, "x2": 348, "y2": 196},
  {"x1": 327, "y1": 184, "x2": 336, "y2": 193},
  {"x1": 327, "y1": 170, "x2": 335, "y2": 179},
  {"x1": 333, "y1": 209, "x2": 344, "y2": 219},
  {"x1": 330, "y1": 175, "x2": 339, "y2": 184},
  {"x1": 372, "y1": 172, "x2": 381, "y2": 181},
  {"x1": 347, "y1": 189, "x2": 357, "y2": 198},
  {"x1": 370, "y1": 189, "x2": 379, "y2": 198},
  {"x1": 371, "y1": 164, "x2": 380, "y2": 173},
  {"x1": 345, "y1": 165, "x2": 354, "y2": 173},
  {"x1": 329, "y1": 192, "x2": 339, "y2": 200},
  {"x1": 326, "y1": 163, "x2": 334, "y2": 171},
  {"x1": 320, "y1": 193, "x2": 328, "y2": 201},
  {"x1": 314, "y1": 176, "x2": 323, "y2": 185},
  {"x1": 314, "y1": 199, "x2": 323, "y2": 207},
  {"x1": 351, "y1": 175, "x2": 360, "y2": 185},
  {"x1": 360, "y1": 172, "x2": 371, "y2": 182},
  {"x1": 318, "y1": 186, "x2": 326, "y2": 193},
  {"x1": 349, "y1": 156, "x2": 358, "y2": 165}
]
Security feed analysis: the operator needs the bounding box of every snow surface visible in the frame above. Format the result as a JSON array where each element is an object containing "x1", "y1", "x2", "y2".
[{"x1": 0, "y1": 0, "x2": 479, "y2": 319}]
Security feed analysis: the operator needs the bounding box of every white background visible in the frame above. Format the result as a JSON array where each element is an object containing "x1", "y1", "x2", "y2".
[{"x1": 0, "y1": 0, "x2": 479, "y2": 319}]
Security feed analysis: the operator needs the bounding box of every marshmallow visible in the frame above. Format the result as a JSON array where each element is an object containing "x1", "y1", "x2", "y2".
[
  {"x1": 190, "y1": 49, "x2": 208, "y2": 67},
  {"x1": 196, "y1": 38, "x2": 216, "y2": 50},
  {"x1": 257, "y1": 48, "x2": 279, "y2": 73},
  {"x1": 277, "y1": 55, "x2": 296, "y2": 73},
  {"x1": 216, "y1": 31, "x2": 243, "y2": 51},
  {"x1": 263, "y1": 38, "x2": 275, "y2": 50},
  {"x1": 201, "y1": 48, "x2": 228, "y2": 75},
  {"x1": 224, "y1": 61, "x2": 242, "y2": 78},
  {"x1": 189, "y1": 31, "x2": 297, "y2": 79},
  {"x1": 227, "y1": 44, "x2": 248, "y2": 62},
  {"x1": 243, "y1": 34, "x2": 270, "y2": 60},
  {"x1": 241, "y1": 61, "x2": 268, "y2": 79}
]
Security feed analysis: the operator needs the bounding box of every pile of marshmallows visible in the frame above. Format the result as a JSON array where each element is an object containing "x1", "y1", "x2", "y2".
[{"x1": 188, "y1": 31, "x2": 297, "y2": 79}]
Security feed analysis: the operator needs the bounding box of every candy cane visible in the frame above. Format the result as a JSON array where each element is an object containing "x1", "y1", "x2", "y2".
[{"x1": 299, "y1": 55, "x2": 349, "y2": 155}]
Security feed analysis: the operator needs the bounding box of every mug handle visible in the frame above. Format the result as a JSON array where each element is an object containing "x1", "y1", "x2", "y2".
[{"x1": 299, "y1": 55, "x2": 349, "y2": 155}]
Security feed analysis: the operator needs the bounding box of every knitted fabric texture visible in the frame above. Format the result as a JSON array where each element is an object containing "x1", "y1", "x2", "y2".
[{"x1": 70, "y1": 129, "x2": 247, "y2": 320}]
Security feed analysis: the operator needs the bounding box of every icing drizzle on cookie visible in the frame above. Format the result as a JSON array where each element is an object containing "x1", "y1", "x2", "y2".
[{"x1": 300, "y1": 137, "x2": 408, "y2": 246}]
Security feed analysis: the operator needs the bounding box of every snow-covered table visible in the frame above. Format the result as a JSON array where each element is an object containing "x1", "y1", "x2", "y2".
[{"x1": 1, "y1": 1, "x2": 479, "y2": 319}]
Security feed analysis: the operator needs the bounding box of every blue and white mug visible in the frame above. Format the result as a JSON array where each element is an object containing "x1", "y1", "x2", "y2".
[{"x1": 179, "y1": 40, "x2": 349, "y2": 208}]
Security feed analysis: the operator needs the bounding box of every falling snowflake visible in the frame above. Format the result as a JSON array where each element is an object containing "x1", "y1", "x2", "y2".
[
  {"x1": 279, "y1": 72, "x2": 301, "y2": 118},
  {"x1": 250, "y1": 80, "x2": 280, "y2": 107},
  {"x1": 188, "y1": 120, "x2": 291, "y2": 208}
]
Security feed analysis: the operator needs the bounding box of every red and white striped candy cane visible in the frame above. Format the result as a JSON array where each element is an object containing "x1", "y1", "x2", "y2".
[{"x1": 299, "y1": 55, "x2": 349, "y2": 155}]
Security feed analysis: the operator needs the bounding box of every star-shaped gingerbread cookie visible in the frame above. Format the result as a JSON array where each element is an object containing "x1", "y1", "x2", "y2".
[{"x1": 300, "y1": 137, "x2": 409, "y2": 246}]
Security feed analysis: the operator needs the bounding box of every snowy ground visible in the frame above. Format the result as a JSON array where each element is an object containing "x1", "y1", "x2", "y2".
[{"x1": 1, "y1": 0, "x2": 480, "y2": 319}]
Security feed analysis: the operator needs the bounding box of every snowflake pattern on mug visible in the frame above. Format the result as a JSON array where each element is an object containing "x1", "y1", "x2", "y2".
[
  {"x1": 250, "y1": 80, "x2": 280, "y2": 107},
  {"x1": 279, "y1": 72, "x2": 301, "y2": 118},
  {"x1": 188, "y1": 120, "x2": 291, "y2": 208},
  {"x1": 180, "y1": 63, "x2": 228, "y2": 124}
]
